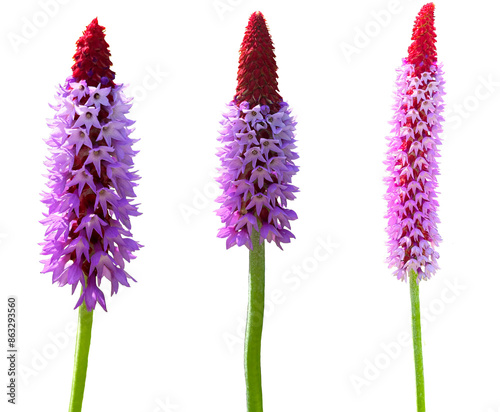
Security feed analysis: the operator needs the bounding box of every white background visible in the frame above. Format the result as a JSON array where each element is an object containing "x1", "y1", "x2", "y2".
[{"x1": 1, "y1": 0, "x2": 500, "y2": 411}]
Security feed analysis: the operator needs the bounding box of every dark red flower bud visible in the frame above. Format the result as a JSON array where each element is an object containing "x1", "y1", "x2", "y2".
[
  {"x1": 71, "y1": 18, "x2": 116, "y2": 87},
  {"x1": 234, "y1": 11, "x2": 282, "y2": 113},
  {"x1": 407, "y1": 3, "x2": 437, "y2": 75}
]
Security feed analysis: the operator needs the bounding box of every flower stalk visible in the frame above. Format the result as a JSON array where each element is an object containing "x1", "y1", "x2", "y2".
[
  {"x1": 409, "y1": 269, "x2": 425, "y2": 411},
  {"x1": 245, "y1": 229, "x2": 265, "y2": 412},
  {"x1": 68, "y1": 301, "x2": 93, "y2": 412}
]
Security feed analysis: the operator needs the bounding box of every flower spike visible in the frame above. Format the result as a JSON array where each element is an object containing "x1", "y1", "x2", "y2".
[
  {"x1": 385, "y1": 2, "x2": 444, "y2": 283},
  {"x1": 41, "y1": 19, "x2": 141, "y2": 312},
  {"x1": 216, "y1": 11, "x2": 299, "y2": 251}
]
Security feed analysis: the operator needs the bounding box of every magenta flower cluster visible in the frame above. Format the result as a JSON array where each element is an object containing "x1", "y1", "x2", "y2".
[
  {"x1": 41, "y1": 79, "x2": 141, "y2": 310},
  {"x1": 216, "y1": 101, "x2": 299, "y2": 250},
  {"x1": 385, "y1": 61, "x2": 445, "y2": 281}
]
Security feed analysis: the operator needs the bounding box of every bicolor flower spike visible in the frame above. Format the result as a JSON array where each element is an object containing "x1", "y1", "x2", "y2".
[
  {"x1": 385, "y1": 3, "x2": 444, "y2": 282},
  {"x1": 41, "y1": 18, "x2": 141, "y2": 311},
  {"x1": 216, "y1": 11, "x2": 299, "y2": 250}
]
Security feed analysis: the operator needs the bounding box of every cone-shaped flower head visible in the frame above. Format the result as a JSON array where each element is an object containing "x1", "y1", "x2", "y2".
[
  {"x1": 41, "y1": 19, "x2": 141, "y2": 310},
  {"x1": 234, "y1": 12, "x2": 282, "y2": 112},
  {"x1": 216, "y1": 12, "x2": 299, "y2": 250},
  {"x1": 385, "y1": 3, "x2": 444, "y2": 282},
  {"x1": 71, "y1": 18, "x2": 116, "y2": 87}
]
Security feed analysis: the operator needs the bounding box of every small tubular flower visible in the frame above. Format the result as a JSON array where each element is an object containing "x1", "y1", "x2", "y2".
[
  {"x1": 216, "y1": 11, "x2": 299, "y2": 250},
  {"x1": 41, "y1": 18, "x2": 141, "y2": 311},
  {"x1": 385, "y1": 3, "x2": 444, "y2": 282}
]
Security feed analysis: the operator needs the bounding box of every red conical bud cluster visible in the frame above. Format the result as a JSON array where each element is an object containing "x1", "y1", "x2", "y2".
[
  {"x1": 407, "y1": 3, "x2": 437, "y2": 75},
  {"x1": 71, "y1": 18, "x2": 115, "y2": 87},
  {"x1": 234, "y1": 11, "x2": 282, "y2": 113}
]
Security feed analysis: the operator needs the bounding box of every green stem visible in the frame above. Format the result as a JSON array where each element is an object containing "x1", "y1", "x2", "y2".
[
  {"x1": 409, "y1": 269, "x2": 425, "y2": 412},
  {"x1": 245, "y1": 229, "x2": 265, "y2": 412},
  {"x1": 68, "y1": 301, "x2": 94, "y2": 412}
]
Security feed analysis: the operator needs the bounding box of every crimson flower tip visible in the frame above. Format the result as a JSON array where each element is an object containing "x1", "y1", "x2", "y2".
[
  {"x1": 234, "y1": 12, "x2": 281, "y2": 111},
  {"x1": 407, "y1": 3, "x2": 437, "y2": 75},
  {"x1": 250, "y1": 11, "x2": 265, "y2": 20},
  {"x1": 72, "y1": 18, "x2": 115, "y2": 87}
]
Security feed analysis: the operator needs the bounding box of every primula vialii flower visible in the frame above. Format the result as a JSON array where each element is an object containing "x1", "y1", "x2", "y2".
[
  {"x1": 385, "y1": 3, "x2": 444, "y2": 282},
  {"x1": 41, "y1": 18, "x2": 141, "y2": 311},
  {"x1": 216, "y1": 11, "x2": 299, "y2": 250}
]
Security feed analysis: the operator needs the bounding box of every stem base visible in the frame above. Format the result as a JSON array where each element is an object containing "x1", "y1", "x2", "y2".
[
  {"x1": 409, "y1": 270, "x2": 425, "y2": 412},
  {"x1": 69, "y1": 301, "x2": 94, "y2": 412}
]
